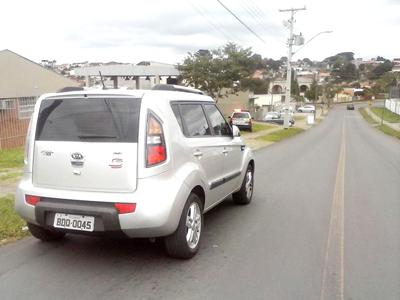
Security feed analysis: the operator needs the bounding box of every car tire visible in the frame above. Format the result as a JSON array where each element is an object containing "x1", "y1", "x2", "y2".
[
  {"x1": 164, "y1": 193, "x2": 203, "y2": 259},
  {"x1": 233, "y1": 163, "x2": 254, "y2": 205},
  {"x1": 27, "y1": 223, "x2": 66, "y2": 242}
]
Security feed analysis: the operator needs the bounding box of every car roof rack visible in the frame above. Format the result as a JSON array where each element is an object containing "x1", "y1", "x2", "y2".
[{"x1": 152, "y1": 84, "x2": 204, "y2": 95}]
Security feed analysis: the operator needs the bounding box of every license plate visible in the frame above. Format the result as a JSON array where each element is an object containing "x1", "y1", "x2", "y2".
[{"x1": 53, "y1": 213, "x2": 95, "y2": 232}]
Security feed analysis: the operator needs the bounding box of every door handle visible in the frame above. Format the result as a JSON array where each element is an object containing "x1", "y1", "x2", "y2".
[
  {"x1": 193, "y1": 151, "x2": 203, "y2": 157},
  {"x1": 222, "y1": 149, "x2": 229, "y2": 154}
]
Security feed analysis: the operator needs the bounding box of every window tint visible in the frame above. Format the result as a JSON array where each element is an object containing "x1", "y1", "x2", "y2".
[
  {"x1": 232, "y1": 112, "x2": 250, "y2": 118},
  {"x1": 171, "y1": 104, "x2": 183, "y2": 132},
  {"x1": 204, "y1": 104, "x2": 232, "y2": 136},
  {"x1": 36, "y1": 98, "x2": 141, "y2": 142},
  {"x1": 180, "y1": 104, "x2": 211, "y2": 137}
]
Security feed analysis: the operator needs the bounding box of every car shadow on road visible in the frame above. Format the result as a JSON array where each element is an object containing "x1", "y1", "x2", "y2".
[{"x1": 26, "y1": 197, "x2": 243, "y2": 264}]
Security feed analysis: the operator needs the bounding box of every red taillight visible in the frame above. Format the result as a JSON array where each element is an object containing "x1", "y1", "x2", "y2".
[
  {"x1": 25, "y1": 195, "x2": 40, "y2": 206},
  {"x1": 114, "y1": 203, "x2": 136, "y2": 214},
  {"x1": 147, "y1": 145, "x2": 166, "y2": 165},
  {"x1": 146, "y1": 113, "x2": 166, "y2": 167}
]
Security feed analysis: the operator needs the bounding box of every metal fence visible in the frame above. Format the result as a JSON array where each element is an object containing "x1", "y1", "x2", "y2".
[
  {"x1": 386, "y1": 86, "x2": 400, "y2": 116},
  {"x1": 0, "y1": 97, "x2": 36, "y2": 150},
  {"x1": 389, "y1": 86, "x2": 400, "y2": 99},
  {"x1": 385, "y1": 99, "x2": 400, "y2": 115}
]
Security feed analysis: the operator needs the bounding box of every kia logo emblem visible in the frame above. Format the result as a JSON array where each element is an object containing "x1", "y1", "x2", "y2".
[{"x1": 71, "y1": 152, "x2": 84, "y2": 160}]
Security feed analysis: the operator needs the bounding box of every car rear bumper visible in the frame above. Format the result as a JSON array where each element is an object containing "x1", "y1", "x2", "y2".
[
  {"x1": 235, "y1": 124, "x2": 252, "y2": 130},
  {"x1": 34, "y1": 198, "x2": 126, "y2": 237},
  {"x1": 15, "y1": 171, "x2": 190, "y2": 238}
]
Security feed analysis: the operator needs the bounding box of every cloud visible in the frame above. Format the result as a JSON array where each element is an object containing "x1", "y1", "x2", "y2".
[{"x1": 0, "y1": 0, "x2": 398, "y2": 63}]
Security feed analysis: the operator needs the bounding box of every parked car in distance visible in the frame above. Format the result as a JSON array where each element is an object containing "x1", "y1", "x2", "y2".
[
  {"x1": 229, "y1": 110, "x2": 253, "y2": 131},
  {"x1": 15, "y1": 84, "x2": 255, "y2": 259},
  {"x1": 264, "y1": 111, "x2": 281, "y2": 121},
  {"x1": 347, "y1": 103, "x2": 355, "y2": 110},
  {"x1": 263, "y1": 111, "x2": 295, "y2": 126},
  {"x1": 298, "y1": 105, "x2": 315, "y2": 113}
]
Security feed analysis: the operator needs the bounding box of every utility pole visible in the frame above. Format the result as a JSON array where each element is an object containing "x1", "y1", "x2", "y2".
[{"x1": 279, "y1": 7, "x2": 306, "y2": 129}]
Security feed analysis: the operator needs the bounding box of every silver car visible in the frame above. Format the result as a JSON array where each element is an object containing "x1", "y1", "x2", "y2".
[
  {"x1": 15, "y1": 85, "x2": 255, "y2": 259},
  {"x1": 297, "y1": 104, "x2": 315, "y2": 113}
]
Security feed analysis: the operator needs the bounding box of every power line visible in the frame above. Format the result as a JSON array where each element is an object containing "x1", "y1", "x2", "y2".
[
  {"x1": 244, "y1": 0, "x2": 266, "y2": 23},
  {"x1": 186, "y1": 0, "x2": 245, "y2": 44},
  {"x1": 186, "y1": 0, "x2": 235, "y2": 42},
  {"x1": 215, "y1": 0, "x2": 266, "y2": 43},
  {"x1": 247, "y1": 0, "x2": 267, "y2": 19},
  {"x1": 238, "y1": 1, "x2": 267, "y2": 35}
]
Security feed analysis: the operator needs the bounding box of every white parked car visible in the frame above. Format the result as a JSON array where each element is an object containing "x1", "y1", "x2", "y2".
[
  {"x1": 263, "y1": 111, "x2": 295, "y2": 126},
  {"x1": 264, "y1": 112, "x2": 281, "y2": 120},
  {"x1": 297, "y1": 105, "x2": 315, "y2": 113},
  {"x1": 15, "y1": 85, "x2": 255, "y2": 259},
  {"x1": 229, "y1": 110, "x2": 252, "y2": 131}
]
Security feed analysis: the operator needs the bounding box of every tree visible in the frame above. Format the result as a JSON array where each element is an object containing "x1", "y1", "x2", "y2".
[
  {"x1": 178, "y1": 43, "x2": 260, "y2": 100},
  {"x1": 251, "y1": 54, "x2": 264, "y2": 69},
  {"x1": 369, "y1": 61, "x2": 394, "y2": 80},
  {"x1": 304, "y1": 80, "x2": 322, "y2": 101},
  {"x1": 331, "y1": 62, "x2": 358, "y2": 82},
  {"x1": 324, "y1": 52, "x2": 354, "y2": 64},
  {"x1": 376, "y1": 56, "x2": 387, "y2": 62},
  {"x1": 241, "y1": 78, "x2": 269, "y2": 94},
  {"x1": 264, "y1": 58, "x2": 282, "y2": 72},
  {"x1": 302, "y1": 58, "x2": 313, "y2": 66}
]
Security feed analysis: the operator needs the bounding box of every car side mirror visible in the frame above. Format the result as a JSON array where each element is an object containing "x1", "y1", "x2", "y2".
[{"x1": 232, "y1": 125, "x2": 240, "y2": 137}]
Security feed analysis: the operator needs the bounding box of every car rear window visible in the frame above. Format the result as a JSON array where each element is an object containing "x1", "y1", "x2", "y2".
[
  {"x1": 232, "y1": 112, "x2": 250, "y2": 118},
  {"x1": 35, "y1": 97, "x2": 141, "y2": 143}
]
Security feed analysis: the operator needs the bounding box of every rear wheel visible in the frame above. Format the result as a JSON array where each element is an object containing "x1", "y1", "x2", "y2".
[
  {"x1": 27, "y1": 223, "x2": 66, "y2": 242},
  {"x1": 164, "y1": 193, "x2": 203, "y2": 259},
  {"x1": 233, "y1": 164, "x2": 254, "y2": 205}
]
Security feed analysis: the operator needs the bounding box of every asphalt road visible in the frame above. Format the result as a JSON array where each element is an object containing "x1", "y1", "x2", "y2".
[{"x1": 1, "y1": 106, "x2": 399, "y2": 300}]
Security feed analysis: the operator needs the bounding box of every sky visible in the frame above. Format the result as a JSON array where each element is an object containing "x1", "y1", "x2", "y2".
[{"x1": 1, "y1": 0, "x2": 399, "y2": 65}]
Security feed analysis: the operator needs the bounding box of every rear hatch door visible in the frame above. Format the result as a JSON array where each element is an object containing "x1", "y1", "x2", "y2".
[{"x1": 33, "y1": 96, "x2": 141, "y2": 192}]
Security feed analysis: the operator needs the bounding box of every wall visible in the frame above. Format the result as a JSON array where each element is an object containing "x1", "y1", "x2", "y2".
[
  {"x1": 216, "y1": 89, "x2": 251, "y2": 117},
  {"x1": 385, "y1": 99, "x2": 400, "y2": 115}
]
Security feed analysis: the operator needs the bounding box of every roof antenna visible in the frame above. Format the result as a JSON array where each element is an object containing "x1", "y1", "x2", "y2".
[{"x1": 99, "y1": 71, "x2": 107, "y2": 90}]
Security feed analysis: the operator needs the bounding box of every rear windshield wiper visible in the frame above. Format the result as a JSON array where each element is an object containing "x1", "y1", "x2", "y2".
[{"x1": 78, "y1": 135, "x2": 118, "y2": 139}]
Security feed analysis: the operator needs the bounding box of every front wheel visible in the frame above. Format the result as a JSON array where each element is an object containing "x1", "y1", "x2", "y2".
[
  {"x1": 164, "y1": 193, "x2": 203, "y2": 259},
  {"x1": 233, "y1": 164, "x2": 254, "y2": 205}
]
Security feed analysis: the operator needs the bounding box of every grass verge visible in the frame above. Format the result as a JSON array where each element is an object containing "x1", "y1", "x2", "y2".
[
  {"x1": 359, "y1": 108, "x2": 379, "y2": 124},
  {"x1": 251, "y1": 123, "x2": 275, "y2": 133},
  {"x1": 359, "y1": 108, "x2": 400, "y2": 139},
  {"x1": 0, "y1": 148, "x2": 24, "y2": 170},
  {"x1": 377, "y1": 124, "x2": 400, "y2": 139},
  {"x1": 0, "y1": 194, "x2": 29, "y2": 245},
  {"x1": 241, "y1": 123, "x2": 276, "y2": 135},
  {"x1": 370, "y1": 107, "x2": 400, "y2": 123},
  {"x1": 0, "y1": 171, "x2": 23, "y2": 181},
  {"x1": 294, "y1": 115, "x2": 306, "y2": 121},
  {"x1": 257, "y1": 127, "x2": 304, "y2": 142}
]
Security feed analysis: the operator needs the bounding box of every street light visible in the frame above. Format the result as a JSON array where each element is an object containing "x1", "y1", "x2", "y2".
[{"x1": 280, "y1": 24, "x2": 332, "y2": 128}]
